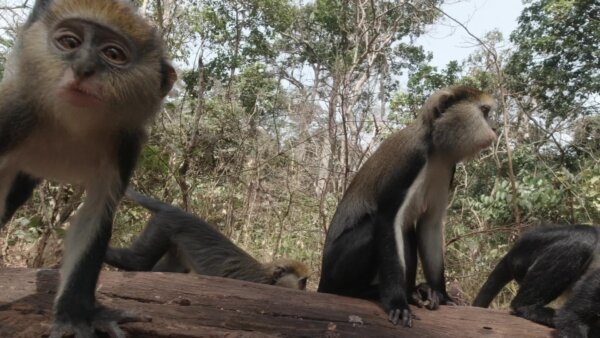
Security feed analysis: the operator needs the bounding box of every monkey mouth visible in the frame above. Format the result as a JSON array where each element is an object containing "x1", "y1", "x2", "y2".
[{"x1": 61, "y1": 84, "x2": 103, "y2": 107}]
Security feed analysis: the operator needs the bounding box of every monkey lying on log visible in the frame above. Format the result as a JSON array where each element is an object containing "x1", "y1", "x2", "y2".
[{"x1": 106, "y1": 190, "x2": 310, "y2": 290}]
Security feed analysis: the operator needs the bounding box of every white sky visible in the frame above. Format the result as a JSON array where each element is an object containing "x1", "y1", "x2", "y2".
[{"x1": 417, "y1": 0, "x2": 525, "y2": 68}]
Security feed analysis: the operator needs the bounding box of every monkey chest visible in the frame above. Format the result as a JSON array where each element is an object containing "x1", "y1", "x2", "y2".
[
  {"x1": 8, "y1": 128, "x2": 114, "y2": 184},
  {"x1": 393, "y1": 164, "x2": 452, "y2": 230}
]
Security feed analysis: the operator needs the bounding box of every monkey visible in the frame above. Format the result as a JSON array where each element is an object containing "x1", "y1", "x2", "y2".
[
  {"x1": 317, "y1": 86, "x2": 497, "y2": 327},
  {"x1": 0, "y1": 1, "x2": 176, "y2": 337},
  {"x1": 105, "y1": 189, "x2": 310, "y2": 290},
  {"x1": 472, "y1": 224, "x2": 600, "y2": 337}
]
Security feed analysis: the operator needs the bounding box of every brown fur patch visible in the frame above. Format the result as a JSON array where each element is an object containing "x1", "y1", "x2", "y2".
[{"x1": 271, "y1": 258, "x2": 311, "y2": 278}]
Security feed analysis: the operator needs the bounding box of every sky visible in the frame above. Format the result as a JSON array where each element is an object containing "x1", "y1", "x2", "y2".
[{"x1": 417, "y1": 0, "x2": 525, "y2": 68}]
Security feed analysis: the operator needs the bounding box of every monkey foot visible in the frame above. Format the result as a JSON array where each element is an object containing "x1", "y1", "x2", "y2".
[
  {"x1": 411, "y1": 283, "x2": 456, "y2": 310},
  {"x1": 388, "y1": 307, "x2": 413, "y2": 328},
  {"x1": 48, "y1": 305, "x2": 151, "y2": 338}
]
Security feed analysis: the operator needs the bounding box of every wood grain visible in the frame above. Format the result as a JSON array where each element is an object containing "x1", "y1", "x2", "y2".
[{"x1": 0, "y1": 268, "x2": 554, "y2": 337}]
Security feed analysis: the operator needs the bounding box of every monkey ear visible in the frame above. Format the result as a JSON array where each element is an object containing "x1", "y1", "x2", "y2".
[
  {"x1": 433, "y1": 91, "x2": 457, "y2": 117},
  {"x1": 272, "y1": 266, "x2": 286, "y2": 280},
  {"x1": 25, "y1": 0, "x2": 53, "y2": 27},
  {"x1": 159, "y1": 60, "x2": 177, "y2": 98}
]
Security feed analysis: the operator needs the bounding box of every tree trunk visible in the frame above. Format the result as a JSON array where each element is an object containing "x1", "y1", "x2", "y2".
[{"x1": 0, "y1": 268, "x2": 553, "y2": 338}]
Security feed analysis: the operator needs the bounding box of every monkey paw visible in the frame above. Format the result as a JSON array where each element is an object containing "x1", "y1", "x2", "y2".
[
  {"x1": 411, "y1": 283, "x2": 455, "y2": 310},
  {"x1": 388, "y1": 307, "x2": 413, "y2": 328},
  {"x1": 48, "y1": 305, "x2": 151, "y2": 338}
]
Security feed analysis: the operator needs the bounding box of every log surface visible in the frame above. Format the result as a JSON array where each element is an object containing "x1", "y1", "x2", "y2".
[{"x1": 0, "y1": 268, "x2": 553, "y2": 337}]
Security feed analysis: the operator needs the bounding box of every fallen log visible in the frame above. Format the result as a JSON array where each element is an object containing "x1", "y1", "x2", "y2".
[{"x1": 0, "y1": 268, "x2": 553, "y2": 337}]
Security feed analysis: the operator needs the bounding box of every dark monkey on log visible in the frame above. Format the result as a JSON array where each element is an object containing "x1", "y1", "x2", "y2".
[
  {"x1": 318, "y1": 86, "x2": 497, "y2": 327},
  {"x1": 106, "y1": 190, "x2": 310, "y2": 290},
  {"x1": 473, "y1": 224, "x2": 600, "y2": 338},
  {"x1": 0, "y1": 0, "x2": 176, "y2": 336}
]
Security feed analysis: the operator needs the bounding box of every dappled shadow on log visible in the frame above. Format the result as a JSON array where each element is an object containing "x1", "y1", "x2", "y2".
[
  {"x1": 0, "y1": 269, "x2": 57, "y2": 338},
  {"x1": 0, "y1": 268, "x2": 554, "y2": 337}
]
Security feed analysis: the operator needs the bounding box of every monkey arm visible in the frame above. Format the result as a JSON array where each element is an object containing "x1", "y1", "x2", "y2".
[
  {"x1": 0, "y1": 172, "x2": 40, "y2": 225},
  {"x1": 0, "y1": 94, "x2": 39, "y2": 226},
  {"x1": 51, "y1": 131, "x2": 146, "y2": 338},
  {"x1": 0, "y1": 87, "x2": 37, "y2": 156},
  {"x1": 375, "y1": 214, "x2": 413, "y2": 327},
  {"x1": 415, "y1": 206, "x2": 454, "y2": 308}
]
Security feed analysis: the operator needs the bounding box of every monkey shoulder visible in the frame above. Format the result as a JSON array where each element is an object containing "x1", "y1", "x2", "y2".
[{"x1": 325, "y1": 192, "x2": 377, "y2": 243}]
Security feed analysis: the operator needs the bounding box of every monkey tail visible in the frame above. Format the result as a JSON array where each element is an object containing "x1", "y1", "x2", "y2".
[
  {"x1": 125, "y1": 189, "x2": 169, "y2": 213},
  {"x1": 472, "y1": 256, "x2": 512, "y2": 308}
]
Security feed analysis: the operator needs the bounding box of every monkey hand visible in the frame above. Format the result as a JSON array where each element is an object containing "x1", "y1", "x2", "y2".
[
  {"x1": 411, "y1": 283, "x2": 455, "y2": 310},
  {"x1": 48, "y1": 304, "x2": 151, "y2": 338},
  {"x1": 384, "y1": 298, "x2": 413, "y2": 328}
]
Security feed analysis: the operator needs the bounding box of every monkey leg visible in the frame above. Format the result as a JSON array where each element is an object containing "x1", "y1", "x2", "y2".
[
  {"x1": 51, "y1": 179, "x2": 149, "y2": 337},
  {"x1": 376, "y1": 218, "x2": 413, "y2": 327},
  {"x1": 151, "y1": 246, "x2": 189, "y2": 273},
  {"x1": 510, "y1": 245, "x2": 592, "y2": 327},
  {"x1": 318, "y1": 221, "x2": 377, "y2": 298},
  {"x1": 105, "y1": 217, "x2": 171, "y2": 271}
]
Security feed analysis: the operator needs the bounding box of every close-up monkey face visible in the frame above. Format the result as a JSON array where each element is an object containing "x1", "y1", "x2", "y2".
[
  {"x1": 430, "y1": 88, "x2": 497, "y2": 161},
  {"x1": 51, "y1": 19, "x2": 136, "y2": 108},
  {"x1": 18, "y1": 0, "x2": 174, "y2": 129}
]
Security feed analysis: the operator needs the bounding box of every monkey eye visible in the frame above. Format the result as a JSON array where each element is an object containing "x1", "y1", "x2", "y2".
[
  {"x1": 101, "y1": 45, "x2": 129, "y2": 66},
  {"x1": 55, "y1": 33, "x2": 81, "y2": 51},
  {"x1": 480, "y1": 105, "x2": 491, "y2": 118}
]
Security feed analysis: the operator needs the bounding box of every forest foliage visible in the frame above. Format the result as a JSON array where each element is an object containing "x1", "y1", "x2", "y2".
[{"x1": 0, "y1": 0, "x2": 598, "y2": 308}]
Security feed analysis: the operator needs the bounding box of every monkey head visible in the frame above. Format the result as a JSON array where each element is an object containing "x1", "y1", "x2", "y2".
[
  {"x1": 267, "y1": 259, "x2": 310, "y2": 290},
  {"x1": 422, "y1": 86, "x2": 497, "y2": 162},
  {"x1": 17, "y1": 0, "x2": 176, "y2": 131}
]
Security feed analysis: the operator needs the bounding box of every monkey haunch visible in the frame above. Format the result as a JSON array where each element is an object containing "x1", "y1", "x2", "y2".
[
  {"x1": 105, "y1": 190, "x2": 310, "y2": 290},
  {"x1": 318, "y1": 86, "x2": 497, "y2": 327},
  {"x1": 473, "y1": 224, "x2": 600, "y2": 338},
  {"x1": 0, "y1": 1, "x2": 175, "y2": 337}
]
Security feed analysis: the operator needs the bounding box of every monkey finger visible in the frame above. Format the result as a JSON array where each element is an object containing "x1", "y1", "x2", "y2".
[
  {"x1": 410, "y1": 290, "x2": 425, "y2": 308},
  {"x1": 425, "y1": 289, "x2": 440, "y2": 310},
  {"x1": 388, "y1": 309, "x2": 401, "y2": 325},
  {"x1": 402, "y1": 309, "x2": 413, "y2": 328}
]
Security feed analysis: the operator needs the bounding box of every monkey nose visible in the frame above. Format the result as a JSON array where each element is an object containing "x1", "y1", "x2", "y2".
[
  {"x1": 73, "y1": 65, "x2": 96, "y2": 79},
  {"x1": 489, "y1": 120, "x2": 499, "y2": 132}
]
